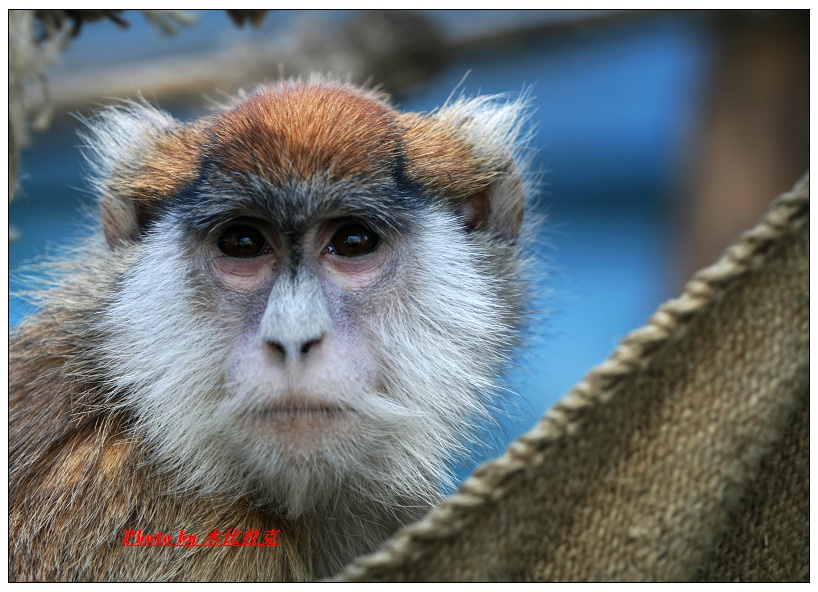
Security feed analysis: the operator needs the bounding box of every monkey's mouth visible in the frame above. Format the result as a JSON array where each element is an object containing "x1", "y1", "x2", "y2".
[
  {"x1": 246, "y1": 404, "x2": 360, "y2": 443},
  {"x1": 255, "y1": 405, "x2": 353, "y2": 417}
]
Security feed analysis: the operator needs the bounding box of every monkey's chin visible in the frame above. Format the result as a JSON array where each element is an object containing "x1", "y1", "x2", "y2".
[{"x1": 234, "y1": 407, "x2": 380, "y2": 514}]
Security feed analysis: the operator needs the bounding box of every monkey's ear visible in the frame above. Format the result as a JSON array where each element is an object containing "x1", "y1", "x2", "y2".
[
  {"x1": 399, "y1": 96, "x2": 529, "y2": 240},
  {"x1": 81, "y1": 103, "x2": 202, "y2": 247},
  {"x1": 454, "y1": 164, "x2": 525, "y2": 239},
  {"x1": 100, "y1": 183, "x2": 142, "y2": 247}
]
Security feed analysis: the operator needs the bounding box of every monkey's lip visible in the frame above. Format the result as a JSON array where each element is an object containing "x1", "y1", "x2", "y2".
[{"x1": 252, "y1": 405, "x2": 355, "y2": 417}]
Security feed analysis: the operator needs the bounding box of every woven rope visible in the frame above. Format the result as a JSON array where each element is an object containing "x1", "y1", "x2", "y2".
[{"x1": 335, "y1": 173, "x2": 809, "y2": 582}]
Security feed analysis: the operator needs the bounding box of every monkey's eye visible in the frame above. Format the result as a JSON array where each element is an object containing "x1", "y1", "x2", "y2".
[
  {"x1": 327, "y1": 223, "x2": 380, "y2": 257},
  {"x1": 217, "y1": 225, "x2": 269, "y2": 258}
]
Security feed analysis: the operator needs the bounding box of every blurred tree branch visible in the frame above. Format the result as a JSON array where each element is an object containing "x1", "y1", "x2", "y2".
[{"x1": 8, "y1": 9, "x2": 266, "y2": 203}]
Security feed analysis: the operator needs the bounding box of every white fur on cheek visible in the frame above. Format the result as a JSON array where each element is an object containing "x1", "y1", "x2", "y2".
[
  {"x1": 98, "y1": 223, "x2": 235, "y2": 498},
  {"x1": 364, "y1": 212, "x2": 522, "y2": 495}
]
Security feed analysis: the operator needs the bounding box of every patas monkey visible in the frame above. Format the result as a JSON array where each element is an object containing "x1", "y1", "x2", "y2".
[{"x1": 9, "y1": 79, "x2": 533, "y2": 581}]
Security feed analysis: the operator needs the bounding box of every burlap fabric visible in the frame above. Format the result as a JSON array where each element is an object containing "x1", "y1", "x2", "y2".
[{"x1": 336, "y1": 174, "x2": 809, "y2": 582}]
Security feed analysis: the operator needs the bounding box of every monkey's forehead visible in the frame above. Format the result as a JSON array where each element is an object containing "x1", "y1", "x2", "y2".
[{"x1": 206, "y1": 84, "x2": 403, "y2": 184}]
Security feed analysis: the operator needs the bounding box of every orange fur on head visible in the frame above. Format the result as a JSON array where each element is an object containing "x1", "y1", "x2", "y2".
[{"x1": 209, "y1": 84, "x2": 402, "y2": 184}]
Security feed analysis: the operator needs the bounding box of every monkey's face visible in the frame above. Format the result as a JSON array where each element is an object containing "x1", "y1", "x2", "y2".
[
  {"x1": 215, "y1": 217, "x2": 385, "y2": 439},
  {"x1": 92, "y1": 81, "x2": 529, "y2": 515},
  {"x1": 186, "y1": 174, "x2": 418, "y2": 464}
]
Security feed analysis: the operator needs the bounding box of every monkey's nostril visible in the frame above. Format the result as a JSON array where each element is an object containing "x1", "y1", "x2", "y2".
[
  {"x1": 300, "y1": 337, "x2": 322, "y2": 355},
  {"x1": 267, "y1": 341, "x2": 286, "y2": 357}
]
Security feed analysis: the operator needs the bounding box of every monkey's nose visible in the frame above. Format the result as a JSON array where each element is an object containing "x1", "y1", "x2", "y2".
[{"x1": 265, "y1": 335, "x2": 324, "y2": 360}]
